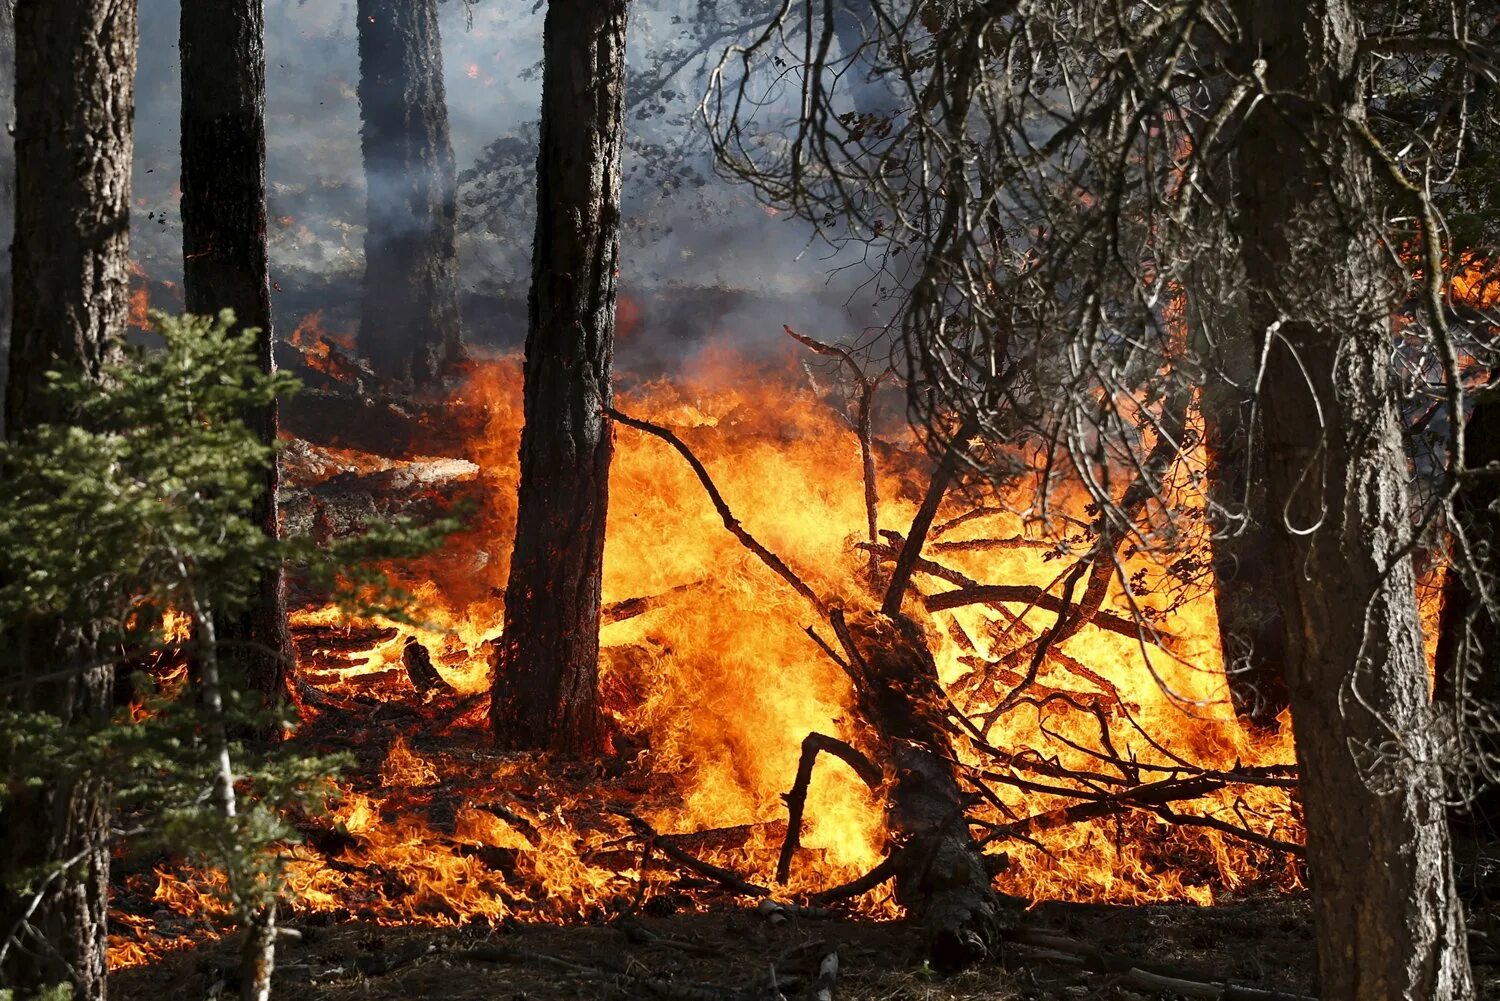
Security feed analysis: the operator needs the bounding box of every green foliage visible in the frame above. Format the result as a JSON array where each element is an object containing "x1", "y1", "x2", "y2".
[{"x1": 0, "y1": 310, "x2": 453, "y2": 940}]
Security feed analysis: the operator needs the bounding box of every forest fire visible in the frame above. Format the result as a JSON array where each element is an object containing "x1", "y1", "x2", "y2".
[{"x1": 109, "y1": 331, "x2": 1304, "y2": 970}]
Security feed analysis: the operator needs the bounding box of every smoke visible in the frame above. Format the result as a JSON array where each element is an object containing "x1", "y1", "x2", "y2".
[{"x1": 128, "y1": 0, "x2": 889, "y2": 374}]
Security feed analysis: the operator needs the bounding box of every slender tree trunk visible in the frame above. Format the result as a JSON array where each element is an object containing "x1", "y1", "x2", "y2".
[
  {"x1": 0, "y1": 0, "x2": 13, "y2": 436},
  {"x1": 0, "y1": 1, "x2": 138, "y2": 997},
  {"x1": 180, "y1": 0, "x2": 289, "y2": 717},
  {"x1": 355, "y1": 0, "x2": 463, "y2": 387},
  {"x1": 1231, "y1": 3, "x2": 1473, "y2": 997},
  {"x1": 489, "y1": 0, "x2": 628, "y2": 755}
]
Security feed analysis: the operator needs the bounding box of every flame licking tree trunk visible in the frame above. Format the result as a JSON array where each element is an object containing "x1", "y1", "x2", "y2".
[
  {"x1": 355, "y1": 0, "x2": 463, "y2": 386},
  {"x1": 489, "y1": 0, "x2": 629, "y2": 755},
  {"x1": 0, "y1": 0, "x2": 138, "y2": 996},
  {"x1": 1232, "y1": 2, "x2": 1473, "y2": 997},
  {"x1": 180, "y1": 0, "x2": 291, "y2": 717}
]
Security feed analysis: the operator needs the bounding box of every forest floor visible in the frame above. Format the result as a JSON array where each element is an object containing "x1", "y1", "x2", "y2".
[{"x1": 110, "y1": 895, "x2": 1344, "y2": 1000}]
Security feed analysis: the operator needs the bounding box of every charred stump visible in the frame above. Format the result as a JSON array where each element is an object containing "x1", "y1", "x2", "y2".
[
  {"x1": 839, "y1": 610, "x2": 1009, "y2": 971},
  {"x1": 355, "y1": 0, "x2": 463, "y2": 386}
]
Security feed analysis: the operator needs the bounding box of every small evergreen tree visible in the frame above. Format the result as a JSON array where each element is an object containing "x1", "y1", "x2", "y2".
[{"x1": 0, "y1": 311, "x2": 447, "y2": 1001}]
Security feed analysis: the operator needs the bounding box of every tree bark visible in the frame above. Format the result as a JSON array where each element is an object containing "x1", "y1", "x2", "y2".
[
  {"x1": 180, "y1": 0, "x2": 289, "y2": 717},
  {"x1": 354, "y1": 0, "x2": 463, "y2": 387},
  {"x1": 0, "y1": 0, "x2": 13, "y2": 436},
  {"x1": 488, "y1": 0, "x2": 628, "y2": 755},
  {"x1": 0, "y1": 1, "x2": 138, "y2": 997},
  {"x1": 1231, "y1": 3, "x2": 1473, "y2": 997}
]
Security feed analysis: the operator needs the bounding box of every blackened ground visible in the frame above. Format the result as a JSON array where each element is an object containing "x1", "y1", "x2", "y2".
[{"x1": 108, "y1": 896, "x2": 1348, "y2": 1000}]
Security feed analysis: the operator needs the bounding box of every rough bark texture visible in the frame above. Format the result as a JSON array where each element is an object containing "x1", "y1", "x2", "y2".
[
  {"x1": 0, "y1": 1, "x2": 138, "y2": 997},
  {"x1": 355, "y1": 0, "x2": 463, "y2": 387},
  {"x1": 1231, "y1": 2, "x2": 1473, "y2": 997},
  {"x1": 180, "y1": 0, "x2": 289, "y2": 716},
  {"x1": 489, "y1": 0, "x2": 628, "y2": 755},
  {"x1": 841, "y1": 611, "x2": 1007, "y2": 971}
]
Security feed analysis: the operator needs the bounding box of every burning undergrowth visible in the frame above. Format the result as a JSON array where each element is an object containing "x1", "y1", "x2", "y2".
[{"x1": 108, "y1": 325, "x2": 1306, "y2": 971}]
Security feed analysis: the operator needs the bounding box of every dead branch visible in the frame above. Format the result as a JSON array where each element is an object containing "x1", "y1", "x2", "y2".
[
  {"x1": 457, "y1": 943, "x2": 743, "y2": 1001},
  {"x1": 401, "y1": 638, "x2": 451, "y2": 694},
  {"x1": 925, "y1": 583, "x2": 1173, "y2": 646},
  {"x1": 601, "y1": 579, "x2": 706, "y2": 624},
  {"x1": 606, "y1": 406, "x2": 827, "y2": 616},
  {"x1": 1005, "y1": 928, "x2": 1315, "y2": 1001},
  {"x1": 882, "y1": 418, "x2": 979, "y2": 616},
  {"x1": 777, "y1": 733, "x2": 883, "y2": 884},
  {"x1": 784, "y1": 325, "x2": 885, "y2": 586},
  {"x1": 613, "y1": 810, "x2": 773, "y2": 899}
]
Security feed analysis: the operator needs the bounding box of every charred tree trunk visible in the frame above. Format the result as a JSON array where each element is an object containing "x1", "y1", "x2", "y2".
[
  {"x1": 0, "y1": 1, "x2": 138, "y2": 997},
  {"x1": 489, "y1": 0, "x2": 628, "y2": 755},
  {"x1": 180, "y1": 0, "x2": 289, "y2": 716},
  {"x1": 1436, "y1": 387, "x2": 1500, "y2": 831},
  {"x1": 0, "y1": 0, "x2": 12, "y2": 434},
  {"x1": 1232, "y1": 2, "x2": 1473, "y2": 997},
  {"x1": 355, "y1": 0, "x2": 462, "y2": 386},
  {"x1": 840, "y1": 611, "x2": 1006, "y2": 970},
  {"x1": 1199, "y1": 366, "x2": 1289, "y2": 728}
]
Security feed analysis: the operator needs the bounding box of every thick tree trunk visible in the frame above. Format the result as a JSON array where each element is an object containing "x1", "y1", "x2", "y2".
[
  {"x1": 180, "y1": 0, "x2": 289, "y2": 716},
  {"x1": 355, "y1": 0, "x2": 463, "y2": 387},
  {"x1": 0, "y1": 1, "x2": 138, "y2": 997},
  {"x1": 1232, "y1": 3, "x2": 1473, "y2": 997},
  {"x1": 488, "y1": 0, "x2": 628, "y2": 755}
]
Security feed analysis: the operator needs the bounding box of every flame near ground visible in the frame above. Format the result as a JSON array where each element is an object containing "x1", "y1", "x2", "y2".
[{"x1": 108, "y1": 340, "x2": 1309, "y2": 970}]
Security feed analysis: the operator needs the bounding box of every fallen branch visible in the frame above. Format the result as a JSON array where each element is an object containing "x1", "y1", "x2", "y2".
[
  {"x1": 1006, "y1": 928, "x2": 1314, "y2": 1001},
  {"x1": 613, "y1": 810, "x2": 773, "y2": 899}
]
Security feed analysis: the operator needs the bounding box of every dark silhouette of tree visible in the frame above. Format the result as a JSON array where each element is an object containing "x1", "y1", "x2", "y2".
[
  {"x1": 489, "y1": 0, "x2": 629, "y2": 755},
  {"x1": 0, "y1": 0, "x2": 138, "y2": 996},
  {"x1": 355, "y1": 0, "x2": 463, "y2": 386},
  {"x1": 180, "y1": 0, "x2": 290, "y2": 717}
]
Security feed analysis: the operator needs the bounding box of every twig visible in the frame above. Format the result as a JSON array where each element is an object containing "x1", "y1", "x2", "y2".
[{"x1": 882, "y1": 417, "x2": 980, "y2": 616}]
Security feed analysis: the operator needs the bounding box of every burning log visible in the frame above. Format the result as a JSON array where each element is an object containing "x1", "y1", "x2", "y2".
[
  {"x1": 401, "y1": 637, "x2": 452, "y2": 694},
  {"x1": 836, "y1": 611, "x2": 1011, "y2": 970}
]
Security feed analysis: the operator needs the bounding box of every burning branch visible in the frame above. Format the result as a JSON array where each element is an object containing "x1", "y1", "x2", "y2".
[{"x1": 605, "y1": 405, "x2": 828, "y2": 617}]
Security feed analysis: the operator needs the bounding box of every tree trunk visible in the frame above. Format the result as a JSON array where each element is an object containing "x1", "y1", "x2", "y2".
[
  {"x1": 1198, "y1": 364, "x2": 1289, "y2": 728},
  {"x1": 0, "y1": 1, "x2": 138, "y2": 997},
  {"x1": 1436, "y1": 387, "x2": 1500, "y2": 830},
  {"x1": 1231, "y1": 3, "x2": 1473, "y2": 997},
  {"x1": 355, "y1": 0, "x2": 463, "y2": 387},
  {"x1": 488, "y1": 0, "x2": 628, "y2": 755},
  {"x1": 0, "y1": 0, "x2": 13, "y2": 437},
  {"x1": 180, "y1": 0, "x2": 289, "y2": 717}
]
